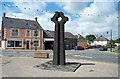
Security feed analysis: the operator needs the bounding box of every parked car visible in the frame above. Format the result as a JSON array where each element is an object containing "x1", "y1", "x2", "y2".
[
  {"x1": 99, "y1": 46, "x2": 108, "y2": 51},
  {"x1": 74, "y1": 46, "x2": 84, "y2": 50},
  {"x1": 83, "y1": 45, "x2": 89, "y2": 49},
  {"x1": 88, "y1": 45, "x2": 93, "y2": 49}
]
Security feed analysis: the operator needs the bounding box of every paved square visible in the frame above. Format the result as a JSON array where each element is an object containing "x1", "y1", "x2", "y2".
[{"x1": 34, "y1": 60, "x2": 81, "y2": 72}]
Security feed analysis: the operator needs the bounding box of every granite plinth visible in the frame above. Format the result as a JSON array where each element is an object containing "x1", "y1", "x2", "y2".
[{"x1": 34, "y1": 60, "x2": 81, "y2": 72}]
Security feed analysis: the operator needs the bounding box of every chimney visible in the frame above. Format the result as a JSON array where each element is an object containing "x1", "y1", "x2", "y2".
[
  {"x1": 3, "y1": 13, "x2": 6, "y2": 17},
  {"x1": 34, "y1": 17, "x2": 38, "y2": 22},
  {"x1": 77, "y1": 34, "x2": 80, "y2": 38}
]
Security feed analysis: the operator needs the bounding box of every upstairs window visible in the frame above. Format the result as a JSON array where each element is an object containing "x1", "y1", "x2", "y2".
[
  {"x1": 34, "y1": 30, "x2": 39, "y2": 36},
  {"x1": 26, "y1": 29, "x2": 31, "y2": 37},
  {"x1": 11, "y1": 29, "x2": 18, "y2": 36}
]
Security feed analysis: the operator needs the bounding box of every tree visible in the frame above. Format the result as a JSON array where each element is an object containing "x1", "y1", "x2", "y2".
[
  {"x1": 86, "y1": 34, "x2": 96, "y2": 44},
  {"x1": 115, "y1": 38, "x2": 120, "y2": 43},
  {"x1": 106, "y1": 40, "x2": 116, "y2": 47}
]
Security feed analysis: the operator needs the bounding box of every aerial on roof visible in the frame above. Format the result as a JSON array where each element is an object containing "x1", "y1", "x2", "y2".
[
  {"x1": 43, "y1": 30, "x2": 77, "y2": 39},
  {"x1": 95, "y1": 36, "x2": 109, "y2": 41},
  {"x1": 2, "y1": 17, "x2": 43, "y2": 30}
]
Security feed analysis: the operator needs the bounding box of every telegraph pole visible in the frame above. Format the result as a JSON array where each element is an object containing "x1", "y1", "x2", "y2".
[{"x1": 110, "y1": 30, "x2": 112, "y2": 52}]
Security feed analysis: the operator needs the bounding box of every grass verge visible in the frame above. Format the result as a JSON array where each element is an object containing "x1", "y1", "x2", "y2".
[{"x1": 112, "y1": 50, "x2": 120, "y2": 53}]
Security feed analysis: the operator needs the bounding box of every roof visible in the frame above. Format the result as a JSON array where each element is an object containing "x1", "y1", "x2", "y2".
[
  {"x1": 2, "y1": 17, "x2": 43, "y2": 30},
  {"x1": 75, "y1": 34, "x2": 87, "y2": 42},
  {"x1": 77, "y1": 38, "x2": 87, "y2": 42},
  {"x1": 95, "y1": 36, "x2": 108, "y2": 41},
  {"x1": 43, "y1": 30, "x2": 77, "y2": 39}
]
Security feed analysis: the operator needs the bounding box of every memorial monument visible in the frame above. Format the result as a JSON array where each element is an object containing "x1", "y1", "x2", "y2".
[
  {"x1": 34, "y1": 12, "x2": 80, "y2": 72},
  {"x1": 51, "y1": 11, "x2": 68, "y2": 65}
]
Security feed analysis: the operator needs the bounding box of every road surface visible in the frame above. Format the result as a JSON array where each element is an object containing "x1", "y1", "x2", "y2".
[{"x1": 0, "y1": 49, "x2": 119, "y2": 64}]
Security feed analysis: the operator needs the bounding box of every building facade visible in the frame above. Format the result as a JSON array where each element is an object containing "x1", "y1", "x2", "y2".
[
  {"x1": 43, "y1": 30, "x2": 77, "y2": 50},
  {"x1": 76, "y1": 34, "x2": 88, "y2": 47},
  {"x1": 92, "y1": 35, "x2": 109, "y2": 46},
  {"x1": 1, "y1": 13, "x2": 43, "y2": 50}
]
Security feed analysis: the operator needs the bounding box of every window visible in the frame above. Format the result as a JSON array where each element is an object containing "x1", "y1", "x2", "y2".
[
  {"x1": 11, "y1": 29, "x2": 18, "y2": 36},
  {"x1": 34, "y1": 30, "x2": 39, "y2": 36},
  {"x1": 26, "y1": 30, "x2": 31, "y2": 37},
  {"x1": 7, "y1": 40, "x2": 22, "y2": 47},
  {"x1": 7, "y1": 41, "x2": 14, "y2": 47},
  {"x1": 33, "y1": 40, "x2": 39, "y2": 47}
]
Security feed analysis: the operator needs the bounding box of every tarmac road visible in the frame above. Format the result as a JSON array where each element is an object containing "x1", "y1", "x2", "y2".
[
  {"x1": 0, "y1": 49, "x2": 119, "y2": 64},
  {"x1": 65, "y1": 49, "x2": 119, "y2": 64}
]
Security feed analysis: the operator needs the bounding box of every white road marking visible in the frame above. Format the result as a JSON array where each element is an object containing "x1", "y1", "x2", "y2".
[{"x1": 74, "y1": 55, "x2": 93, "y2": 59}]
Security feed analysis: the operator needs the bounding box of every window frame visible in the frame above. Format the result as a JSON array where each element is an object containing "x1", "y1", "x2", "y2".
[
  {"x1": 33, "y1": 39, "x2": 40, "y2": 47},
  {"x1": 10, "y1": 28, "x2": 19, "y2": 36},
  {"x1": 25, "y1": 29, "x2": 31, "y2": 37},
  {"x1": 6, "y1": 39, "x2": 23, "y2": 48},
  {"x1": 33, "y1": 30, "x2": 40, "y2": 37}
]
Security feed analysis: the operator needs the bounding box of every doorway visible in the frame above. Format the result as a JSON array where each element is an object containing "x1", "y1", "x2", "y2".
[
  {"x1": 44, "y1": 41, "x2": 54, "y2": 50},
  {"x1": 26, "y1": 41, "x2": 30, "y2": 49}
]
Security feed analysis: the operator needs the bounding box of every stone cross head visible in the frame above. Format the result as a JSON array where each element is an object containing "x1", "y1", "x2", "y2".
[{"x1": 51, "y1": 11, "x2": 68, "y2": 24}]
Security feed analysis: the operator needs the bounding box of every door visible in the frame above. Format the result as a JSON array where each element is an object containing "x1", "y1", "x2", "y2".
[
  {"x1": 26, "y1": 41, "x2": 30, "y2": 49},
  {"x1": 44, "y1": 41, "x2": 54, "y2": 50}
]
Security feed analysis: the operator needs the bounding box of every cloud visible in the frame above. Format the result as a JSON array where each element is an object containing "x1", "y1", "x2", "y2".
[
  {"x1": 12, "y1": 0, "x2": 47, "y2": 16},
  {"x1": 5, "y1": 10, "x2": 55, "y2": 31},
  {"x1": 59, "y1": 1, "x2": 118, "y2": 39},
  {"x1": 37, "y1": 12, "x2": 55, "y2": 30},
  {"x1": 0, "y1": 0, "x2": 119, "y2": 40},
  {"x1": 63, "y1": 2, "x2": 88, "y2": 14}
]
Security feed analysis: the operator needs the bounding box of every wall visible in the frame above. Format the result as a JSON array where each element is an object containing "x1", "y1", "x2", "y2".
[
  {"x1": 3, "y1": 27, "x2": 43, "y2": 50},
  {"x1": 77, "y1": 41, "x2": 87, "y2": 47},
  {"x1": 94, "y1": 41, "x2": 108, "y2": 46},
  {"x1": 65, "y1": 38, "x2": 77, "y2": 50}
]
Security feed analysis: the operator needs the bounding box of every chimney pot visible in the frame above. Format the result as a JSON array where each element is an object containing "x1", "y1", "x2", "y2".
[
  {"x1": 3, "y1": 13, "x2": 6, "y2": 17},
  {"x1": 78, "y1": 34, "x2": 80, "y2": 38},
  {"x1": 35, "y1": 17, "x2": 38, "y2": 21}
]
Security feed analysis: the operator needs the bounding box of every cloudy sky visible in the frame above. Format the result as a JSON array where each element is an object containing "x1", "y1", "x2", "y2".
[{"x1": 0, "y1": 0, "x2": 119, "y2": 40}]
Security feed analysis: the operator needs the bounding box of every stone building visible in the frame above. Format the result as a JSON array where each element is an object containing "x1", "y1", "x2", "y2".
[{"x1": 43, "y1": 30, "x2": 77, "y2": 50}]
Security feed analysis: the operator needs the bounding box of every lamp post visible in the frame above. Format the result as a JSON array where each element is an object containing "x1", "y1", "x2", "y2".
[{"x1": 110, "y1": 30, "x2": 112, "y2": 52}]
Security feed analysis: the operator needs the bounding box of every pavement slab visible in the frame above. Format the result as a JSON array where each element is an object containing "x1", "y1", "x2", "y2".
[{"x1": 1, "y1": 57, "x2": 118, "y2": 77}]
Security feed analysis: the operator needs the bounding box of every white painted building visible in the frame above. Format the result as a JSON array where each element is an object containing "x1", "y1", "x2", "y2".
[{"x1": 91, "y1": 36, "x2": 109, "y2": 46}]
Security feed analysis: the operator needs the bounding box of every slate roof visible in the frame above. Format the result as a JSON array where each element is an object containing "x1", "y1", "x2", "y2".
[
  {"x1": 43, "y1": 30, "x2": 77, "y2": 39},
  {"x1": 2, "y1": 17, "x2": 43, "y2": 30},
  {"x1": 75, "y1": 35, "x2": 87, "y2": 42},
  {"x1": 94, "y1": 36, "x2": 108, "y2": 41}
]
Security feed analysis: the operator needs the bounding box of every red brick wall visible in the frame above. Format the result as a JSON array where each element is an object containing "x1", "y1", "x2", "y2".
[
  {"x1": 1, "y1": 26, "x2": 4, "y2": 40},
  {"x1": 5, "y1": 27, "x2": 43, "y2": 50}
]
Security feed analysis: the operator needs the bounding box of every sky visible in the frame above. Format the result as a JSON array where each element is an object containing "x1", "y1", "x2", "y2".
[{"x1": 0, "y1": 0, "x2": 119, "y2": 40}]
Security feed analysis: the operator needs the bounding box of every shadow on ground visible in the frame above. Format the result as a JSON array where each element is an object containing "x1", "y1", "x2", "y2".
[{"x1": 34, "y1": 60, "x2": 95, "y2": 72}]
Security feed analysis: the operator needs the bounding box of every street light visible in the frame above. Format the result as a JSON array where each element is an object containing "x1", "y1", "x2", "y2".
[{"x1": 110, "y1": 30, "x2": 112, "y2": 52}]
